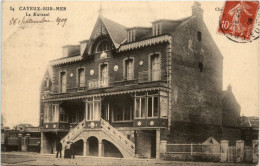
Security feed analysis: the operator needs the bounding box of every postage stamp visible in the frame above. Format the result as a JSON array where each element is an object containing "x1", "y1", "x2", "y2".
[{"x1": 218, "y1": 1, "x2": 259, "y2": 42}]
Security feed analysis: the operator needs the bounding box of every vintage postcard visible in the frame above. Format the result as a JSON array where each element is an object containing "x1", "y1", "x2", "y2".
[{"x1": 1, "y1": 1, "x2": 259, "y2": 165}]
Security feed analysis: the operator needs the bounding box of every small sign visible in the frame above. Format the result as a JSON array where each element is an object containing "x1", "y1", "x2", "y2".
[{"x1": 139, "y1": 61, "x2": 143, "y2": 66}]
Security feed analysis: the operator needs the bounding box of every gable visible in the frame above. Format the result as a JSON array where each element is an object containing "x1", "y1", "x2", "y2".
[{"x1": 84, "y1": 16, "x2": 127, "y2": 56}]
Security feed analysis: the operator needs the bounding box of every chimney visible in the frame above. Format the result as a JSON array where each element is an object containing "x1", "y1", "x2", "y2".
[
  {"x1": 227, "y1": 84, "x2": 232, "y2": 92},
  {"x1": 79, "y1": 40, "x2": 88, "y2": 55},
  {"x1": 62, "y1": 45, "x2": 80, "y2": 58},
  {"x1": 192, "y1": 1, "x2": 204, "y2": 20}
]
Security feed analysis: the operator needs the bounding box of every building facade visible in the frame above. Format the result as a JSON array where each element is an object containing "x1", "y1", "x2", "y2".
[{"x1": 40, "y1": 2, "x2": 241, "y2": 158}]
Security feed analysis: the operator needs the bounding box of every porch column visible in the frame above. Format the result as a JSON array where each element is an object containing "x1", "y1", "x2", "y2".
[
  {"x1": 156, "y1": 129, "x2": 160, "y2": 160},
  {"x1": 83, "y1": 140, "x2": 89, "y2": 156},
  {"x1": 98, "y1": 140, "x2": 104, "y2": 157}
]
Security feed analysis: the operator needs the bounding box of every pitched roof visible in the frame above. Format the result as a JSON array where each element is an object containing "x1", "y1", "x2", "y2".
[
  {"x1": 101, "y1": 16, "x2": 127, "y2": 47},
  {"x1": 241, "y1": 116, "x2": 259, "y2": 129}
]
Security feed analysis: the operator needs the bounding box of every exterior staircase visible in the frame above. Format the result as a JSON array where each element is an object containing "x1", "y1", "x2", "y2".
[
  {"x1": 60, "y1": 118, "x2": 135, "y2": 158},
  {"x1": 60, "y1": 119, "x2": 86, "y2": 149},
  {"x1": 100, "y1": 118, "x2": 135, "y2": 156}
]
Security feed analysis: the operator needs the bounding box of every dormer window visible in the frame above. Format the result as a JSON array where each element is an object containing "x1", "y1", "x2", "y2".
[
  {"x1": 153, "y1": 23, "x2": 161, "y2": 36},
  {"x1": 45, "y1": 78, "x2": 49, "y2": 88},
  {"x1": 96, "y1": 40, "x2": 110, "y2": 53},
  {"x1": 128, "y1": 30, "x2": 136, "y2": 42}
]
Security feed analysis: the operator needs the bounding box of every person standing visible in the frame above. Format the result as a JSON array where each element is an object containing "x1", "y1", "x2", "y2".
[
  {"x1": 70, "y1": 142, "x2": 75, "y2": 159},
  {"x1": 56, "y1": 141, "x2": 62, "y2": 158},
  {"x1": 64, "y1": 141, "x2": 71, "y2": 158}
]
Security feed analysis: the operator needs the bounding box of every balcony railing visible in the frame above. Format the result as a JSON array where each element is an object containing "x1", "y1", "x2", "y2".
[
  {"x1": 51, "y1": 70, "x2": 168, "y2": 95},
  {"x1": 88, "y1": 78, "x2": 110, "y2": 89}
]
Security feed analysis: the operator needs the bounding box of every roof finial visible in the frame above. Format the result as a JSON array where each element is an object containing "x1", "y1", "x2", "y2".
[{"x1": 99, "y1": 1, "x2": 103, "y2": 17}]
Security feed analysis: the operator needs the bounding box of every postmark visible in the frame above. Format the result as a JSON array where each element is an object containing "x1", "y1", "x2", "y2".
[{"x1": 218, "y1": 1, "x2": 259, "y2": 42}]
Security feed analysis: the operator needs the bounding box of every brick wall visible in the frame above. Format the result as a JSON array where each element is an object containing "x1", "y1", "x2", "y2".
[
  {"x1": 52, "y1": 43, "x2": 168, "y2": 93},
  {"x1": 170, "y1": 17, "x2": 223, "y2": 128}
]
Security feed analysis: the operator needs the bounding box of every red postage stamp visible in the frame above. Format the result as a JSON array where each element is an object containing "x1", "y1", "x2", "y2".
[{"x1": 218, "y1": 1, "x2": 259, "y2": 41}]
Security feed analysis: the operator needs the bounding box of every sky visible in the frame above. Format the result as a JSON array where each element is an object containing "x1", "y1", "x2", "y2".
[{"x1": 2, "y1": 1, "x2": 259, "y2": 128}]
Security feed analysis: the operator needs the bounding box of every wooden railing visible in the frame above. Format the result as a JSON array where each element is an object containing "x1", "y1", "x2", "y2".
[
  {"x1": 100, "y1": 118, "x2": 135, "y2": 154},
  {"x1": 60, "y1": 119, "x2": 85, "y2": 149}
]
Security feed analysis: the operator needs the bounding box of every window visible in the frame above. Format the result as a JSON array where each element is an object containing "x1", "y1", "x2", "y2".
[
  {"x1": 60, "y1": 108, "x2": 68, "y2": 122},
  {"x1": 77, "y1": 68, "x2": 85, "y2": 87},
  {"x1": 197, "y1": 31, "x2": 202, "y2": 41},
  {"x1": 44, "y1": 105, "x2": 59, "y2": 122},
  {"x1": 128, "y1": 30, "x2": 136, "y2": 42},
  {"x1": 60, "y1": 72, "x2": 66, "y2": 93},
  {"x1": 135, "y1": 91, "x2": 168, "y2": 119},
  {"x1": 135, "y1": 97, "x2": 146, "y2": 118},
  {"x1": 125, "y1": 59, "x2": 134, "y2": 80},
  {"x1": 51, "y1": 105, "x2": 59, "y2": 122},
  {"x1": 85, "y1": 98, "x2": 101, "y2": 121},
  {"x1": 96, "y1": 40, "x2": 110, "y2": 53},
  {"x1": 147, "y1": 96, "x2": 159, "y2": 118},
  {"x1": 113, "y1": 104, "x2": 133, "y2": 121},
  {"x1": 153, "y1": 23, "x2": 161, "y2": 36},
  {"x1": 150, "y1": 54, "x2": 161, "y2": 81},
  {"x1": 44, "y1": 106, "x2": 50, "y2": 122},
  {"x1": 100, "y1": 64, "x2": 109, "y2": 87}
]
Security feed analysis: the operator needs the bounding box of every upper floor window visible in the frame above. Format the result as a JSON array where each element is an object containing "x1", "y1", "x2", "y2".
[
  {"x1": 77, "y1": 68, "x2": 85, "y2": 87},
  {"x1": 153, "y1": 23, "x2": 162, "y2": 36},
  {"x1": 125, "y1": 59, "x2": 134, "y2": 80},
  {"x1": 113, "y1": 104, "x2": 133, "y2": 121},
  {"x1": 85, "y1": 97, "x2": 101, "y2": 121},
  {"x1": 60, "y1": 71, "x2": 66, "y2": 93},
  {"x1": 44, "y1": 105, "x2": 59, "y2": 123},
  {"x1": 150, "y1": 54, "x2": 161, "y2": 81},
  {"x1": 128, "y1": 30, "x2": 136, "y2": 42},
  {"x1": 197, "y1": 31, "x2": 202, "y2": 41},
  {"x1": 96, "y1": 40, "x2": 111, "y2": 53},
  {"x1": 100, "y1": 63, "x2": 109, "y2": 87},
  {"x1": 147, "y1": 95, "x2": 159, "y2": 118},
  {"x1": 59, "y1": 108, "x2": 68, "y2": 122}
]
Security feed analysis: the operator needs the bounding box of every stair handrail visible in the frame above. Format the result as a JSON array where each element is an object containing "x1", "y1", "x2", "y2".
[
  {"x1": 60, "y1": 119, "x2": 86, "y2": 149},
  {"x1": 100, "y1": 118, "x2": 135, "y2": 154}
]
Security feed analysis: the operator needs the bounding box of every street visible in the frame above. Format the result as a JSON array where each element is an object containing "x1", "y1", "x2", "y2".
[{"x1": 1, "y1": 152, "x2": 256, "y2": 166}]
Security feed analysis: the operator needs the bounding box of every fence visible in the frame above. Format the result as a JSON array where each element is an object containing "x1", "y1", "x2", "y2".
[
  {"x1": 163, "y1": 140, "x2": 258, "y2": 163},
  {"x1": 166, "y1": 143, "x2": 221, "y2": 155}
]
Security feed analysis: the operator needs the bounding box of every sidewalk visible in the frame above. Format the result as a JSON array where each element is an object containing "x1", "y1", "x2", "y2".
[{"x1": 1, "y1": 152, "x2": 257, "y2": 166}]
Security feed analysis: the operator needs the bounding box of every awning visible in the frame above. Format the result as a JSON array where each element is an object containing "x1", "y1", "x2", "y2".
[
  {"x1": 50, "y1": 55, "x2": 83, "y2": 66},
  {"x1": 118, "y1": 35, "x2": 171, "y2": 52},
  {"x1": 43, "y1": 87, "x2": 169, "y2": 102}
]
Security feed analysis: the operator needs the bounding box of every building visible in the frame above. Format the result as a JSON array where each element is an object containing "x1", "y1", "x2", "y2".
[
  {"x1": 40, "y1": 2, "x2": 241, "y2": 158},
  {"x1": 241, "y1": 116, "x2": 259, "y2": 146}
]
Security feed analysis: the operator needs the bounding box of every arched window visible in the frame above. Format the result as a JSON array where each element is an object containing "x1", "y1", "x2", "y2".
[{"x1": 96, "y1": 40, "x2": 111, "y2": 53}]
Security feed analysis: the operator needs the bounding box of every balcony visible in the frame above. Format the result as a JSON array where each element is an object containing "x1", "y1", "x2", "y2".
[
  {"x1": 44, "y1": 70, "x2": 168, "y2": 100},
  {"x1": 88, "y1": 78, "x2": 110, "y2": 90}
]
